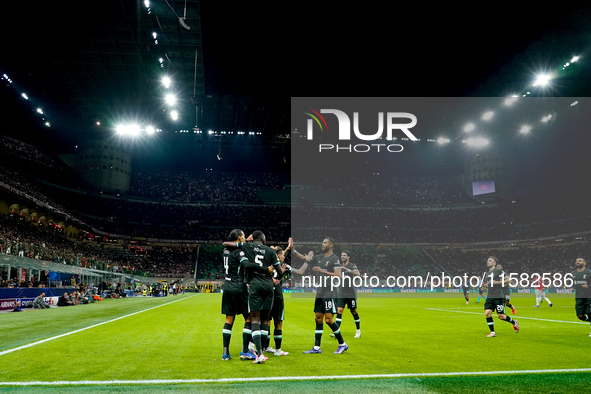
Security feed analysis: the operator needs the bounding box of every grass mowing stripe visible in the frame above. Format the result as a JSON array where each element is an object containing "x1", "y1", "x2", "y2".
[
  {"x1": 426, "y1": 307, "x2": 588, "y2": 324},
  {"x1": 0, "y1": 295, "x2": 195, "y2": 357},
  {"x1": 2, "y1": 368, "x2": 591, "y2": 386}
]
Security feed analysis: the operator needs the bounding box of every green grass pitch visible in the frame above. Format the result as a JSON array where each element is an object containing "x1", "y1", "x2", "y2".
[{"x1": 1, "y1": 292, "x2": 590, "y2": 392}]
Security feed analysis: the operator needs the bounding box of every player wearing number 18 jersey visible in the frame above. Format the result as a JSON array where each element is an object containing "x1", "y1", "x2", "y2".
[{"x1": 292, "y1": 237, "x2": 348, "y2": 355}]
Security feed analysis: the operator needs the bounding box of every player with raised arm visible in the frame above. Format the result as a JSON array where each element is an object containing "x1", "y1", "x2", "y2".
[
  {"x1": 484, "y1": 256, "x2": 519, "y2": 337},
  {"x1": 333, "y1": 250, "x2": 361, "y2": 338},
  {"x1": 291, "y1": 237, "x2": 348, "y2": 354},
  {"x1": 265, "y1": 242, "x2": 292, "y2": 356},
  {"x1": 571, "y1": 257, "x2": 591, "y2": 336},
  {"x1": 223, "y1": 230, "x2": 283, "y2": 364},
  {"x1": 220, "y1": 229, "x2": 256, "y2": 361}
]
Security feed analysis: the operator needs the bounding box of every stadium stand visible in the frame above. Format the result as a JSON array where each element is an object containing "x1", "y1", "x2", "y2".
[{"x1": 1, "y1": 132, "x2": 590, "y2": 286}]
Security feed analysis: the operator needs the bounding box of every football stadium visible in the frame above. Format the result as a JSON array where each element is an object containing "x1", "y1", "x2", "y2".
[{"x1": 2, "y1": 2, "x2": 591, "y2": 393}]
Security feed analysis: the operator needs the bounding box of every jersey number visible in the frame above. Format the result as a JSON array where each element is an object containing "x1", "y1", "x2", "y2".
[
  {"x1": 223, "y1": 256, "x2": 229, "y2": 275},
  {"x1": 255, "y1": 254, "x2": 264, "y2": 267}
]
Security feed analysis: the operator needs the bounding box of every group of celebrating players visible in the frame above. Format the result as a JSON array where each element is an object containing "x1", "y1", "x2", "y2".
[
  {"x1": 220, "y1": 230, "x2": 591, "y2": 364},
  {"x1": 220, "y1": 230, "x2": 360, "y2": 364}
]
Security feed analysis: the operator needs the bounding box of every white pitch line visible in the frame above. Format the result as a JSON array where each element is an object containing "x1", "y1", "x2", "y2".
[
  {"x1": 1, "y1": 368, "x2": 591, "y2": 386},
  {"x1": 426, "y1": 307, "x2": 588, "y2": 325},
  {"x1": 0, "y1": 295, "x2": 195, "y2": 357}
]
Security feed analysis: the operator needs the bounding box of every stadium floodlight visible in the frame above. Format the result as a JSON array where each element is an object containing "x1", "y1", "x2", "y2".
[
  {"x1": 162, "y1": 76, "x2": 171, "y2": 88},
  {"x1": 519, "y1": 125, "x2": 531, "y2": 134},
  {"x1": 541, "y1": 114, "x2": 553, "y2": 123},
  {"x1": 21, "y1": 93, "x2": 28, "y2": 100},
  {"x1": 165, "y1": 93, "x2": 177, "y2": 106},
  {"x1": 129, "y1": 124, "x2": 141, "y2": 136},
  {"x1": 170, "y1": 110, "x2": 179, "y2": 121},
  {"x1": 571, "y1": 56, "x2": 579, "y2": 63},
  {"x1": 482, "y1": 111, "x2": 494, "y2": 121},
  {"x1": 465, "y1": 137, "x2": 489, "y2": 148},
  {"x1": 115, "y1": 124, "x2": 141, "y2": 136},
  {"x1": 437, "y1": 137, "x2": 451, "y2": 144},
  {"x1": 533, "y1": 73, "x2": 551, "y2": 87},
  {"x1": 36, "y1": 108, "x2": 43, "y2": 115},
  {"x1": 145, "y1": 126, "x2": 156, "y2": 135},
  {"x1": 463, "y1": 123, "x2": 475, "y2": 132}
]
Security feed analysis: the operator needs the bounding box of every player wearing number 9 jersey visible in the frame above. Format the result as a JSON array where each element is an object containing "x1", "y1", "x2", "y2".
[{"x1": 223, "y1": 230, "x2": 283, "y2": 364}]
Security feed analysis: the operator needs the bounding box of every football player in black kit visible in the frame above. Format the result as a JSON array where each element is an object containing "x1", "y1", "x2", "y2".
[{"x1": 291, "y1": 237, "x2": 349, "y2": 355}]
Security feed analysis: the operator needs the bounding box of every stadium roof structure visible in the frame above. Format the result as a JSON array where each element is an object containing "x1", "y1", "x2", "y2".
[
  {"x1": 0, "y1": 0, "x2": 287, "y2": 150},
  {"x1": 1, "y1": 3, "x2": 591, "y2": 166},
  {"x1": 0, "y1": 254, "x2": 101, "y2": 279}
]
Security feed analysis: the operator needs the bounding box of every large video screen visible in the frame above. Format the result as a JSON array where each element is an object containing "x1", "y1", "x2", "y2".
[{"x1": 472, "y1": 179, "x2": 495, "y2": 196}]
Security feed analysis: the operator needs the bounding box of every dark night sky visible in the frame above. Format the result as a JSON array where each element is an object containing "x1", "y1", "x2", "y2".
[{"x1": 1, "y1": 2, "x2": 591, "y2": 176}]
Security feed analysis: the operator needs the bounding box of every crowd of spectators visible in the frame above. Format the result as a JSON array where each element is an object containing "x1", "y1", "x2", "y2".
[
  {"x1": 0, "y1": 136, "x2": 87, "y2": 190},
  {"x1": 425, "y1": 241, "x2": 591, "y2": 280},
  {"x1": 291, "y1": 188, "x2": 591, "y2": 244},
  {"x1": 0, "y1": 213, "x2": 136, "y2": 271},
  {"x1": 0, "y1": 277, "x2": 45, "y2": 288},
  {"x1": 293, "y1": 174, "x2": 473, "y2": 206},
  {"x1": 128, "y1": 170, "x2": 286, "y2": 203},
  {"x1": 2, "y1": 134, "x2": 591, "y2": 285},
  {"x1": 194, "y1": 239, "x2": 590, "y2": 288},
  {"x1": 0, "y1": 213, "x2": 193, "y2": 279},
  {"x1": 11, "y1": 163, "x2": 586, "y2": 246}
]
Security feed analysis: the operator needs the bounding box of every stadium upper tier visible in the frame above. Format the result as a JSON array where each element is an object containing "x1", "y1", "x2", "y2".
[{"x1": 1, "y1": 135, "x2": 589, "y2": 244}]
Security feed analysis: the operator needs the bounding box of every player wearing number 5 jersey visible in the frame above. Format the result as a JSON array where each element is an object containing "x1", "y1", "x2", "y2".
[
  {"x1": 223, "y1": 230, "x2": 283, "y2": 364},
  {"x1": 571, "y1": 257, "x2": 591, "y2": 336},
  {"x1": 291, "y1": 237, "x2": 348, "y2": 355},
  {"x1": 220, "y1": 229, "x2": 272, "y2": 361},
  {"x1": 484, "y1": 256, "x2": 519, "y2": 337}
]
